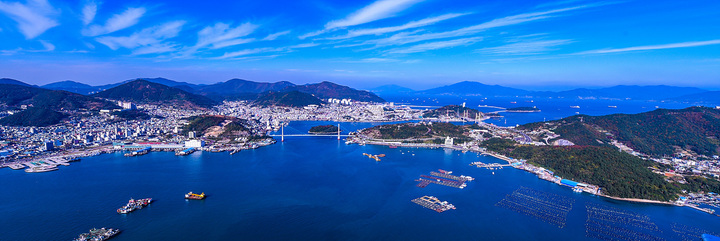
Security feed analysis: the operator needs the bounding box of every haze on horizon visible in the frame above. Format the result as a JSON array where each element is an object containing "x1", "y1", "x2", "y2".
[{"x1": 0, "y1": 0, "x2": 719, "y2": 90}]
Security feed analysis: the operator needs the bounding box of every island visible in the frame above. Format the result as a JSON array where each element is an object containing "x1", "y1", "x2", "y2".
[
  {"x1": 506, "y1": 106, "x2": 540, "y2": 112},
  {"x1": 308, "y1": 125, "x2": 340, "y2": 134},
  {"x1": 348, "y1": 106, "x2": 720, "y2": 208}
]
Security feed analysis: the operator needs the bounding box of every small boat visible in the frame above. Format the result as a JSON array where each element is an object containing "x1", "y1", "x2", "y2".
[
  {"x1": 185, "y1": 192, "x2": 206, "y2": 200},
  {"x1": 25, "y1": 165, "x2": 59, "y2": 173},
  {"x1": 570, "y1": 105, "x2": 580, "y2": 109},
  {"x1": 608, "y1": 106, "x2": 617, "y2": 108}
]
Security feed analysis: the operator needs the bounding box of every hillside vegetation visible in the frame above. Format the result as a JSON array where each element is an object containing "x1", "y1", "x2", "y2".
[{"x1": 521, "y1": 107, "x2": 720, "y2": 156}]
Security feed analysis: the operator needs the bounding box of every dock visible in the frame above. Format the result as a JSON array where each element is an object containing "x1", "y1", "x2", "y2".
[
  {"x1": 411, "y1": 196, "x2": 456, "y2": 213},
  {"x1": 8, "y1": 163, "x2": 25, "y2": 170},
  {"x1": 415, "y1": 169, "x2": 473, "y2": 189},
  {"x1": 470, "y1": 161, "x2": 512, "y2": 170}
]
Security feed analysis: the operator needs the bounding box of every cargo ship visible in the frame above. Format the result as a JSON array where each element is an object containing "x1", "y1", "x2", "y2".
[
  {"x1": 74, "y1": 227, "x2": 120, "y2": 241},
  {"x1": 117, "y1": 198, "x2": 152, "y2": 214},
  {"x1": 185, "y1": 192, "x2": 206, "y2": 200},
  {"x1": 411, "y1": 196, "x2": 456, "y2": 213}
]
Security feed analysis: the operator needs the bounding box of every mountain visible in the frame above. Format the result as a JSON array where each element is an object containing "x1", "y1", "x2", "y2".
[
  {"x1": 0, "y1": 84, "x2": 117, "y2": 110},
  {"x1": 370, "y1": 84, "x2": 414, "y2": 95},
  {"x1": 196, "y1": 79, "x2": 294, "y2": 95},
  {"x1": 422, "y1": 81, "x2": 530, "y2": 96},
  {"x1": 96, "y1": 77, "x2": 199, "y2": 91},
  {"x1": 285, "y1": 81, "x2": 385, "y2": 102},
  {"x1": 92, "y1": 79, "x2": 218, "y2": 108},
  {"x1": 672, "y1": 91, "x2": 720, "y2": 104},
  {"x1": 42, "y1": 80, "x2": 102, "y2": 95},
  {"x1": 0, "y1": 107, "x2": 67, "y2": 127},
  {"x1": 253, "y1": 91, "x2": 324, "y2": 107},
  {"x1": 0, "y1": 78, "x2": 32, "y2": 86},
  {"x1": 550, "y1": 85, "x2": 707, "y2": 100},
  {"x1": 521, "y1": 106, "x2": 720, "y2": 156},
  {"x1": 0, "y1": 84, "x2": 45, "y2": 106}
]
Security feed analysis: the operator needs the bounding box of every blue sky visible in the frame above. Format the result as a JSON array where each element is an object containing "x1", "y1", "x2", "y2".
[{"x1": 1, "y1": 0, "x2": 719, "y2": 90}]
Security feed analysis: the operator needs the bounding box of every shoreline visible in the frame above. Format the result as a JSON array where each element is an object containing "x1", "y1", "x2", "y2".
[{"x1": 351, "y1": 138, "x2": 713, "y2": 212}]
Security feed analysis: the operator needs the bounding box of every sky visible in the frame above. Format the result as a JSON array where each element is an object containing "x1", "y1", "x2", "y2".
[{"x1": 0, "y1": 0, "x2": 719, "y2": 90}]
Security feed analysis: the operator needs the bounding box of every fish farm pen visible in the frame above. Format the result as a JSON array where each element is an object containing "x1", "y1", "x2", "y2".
[
  {"x1": 671, "y1": 223, "x2": 720, "y2": 241},
  {"x1": 585, "y1": 203, "x2": 662, "y2": 241},
  {"x1": 495, "y1": 187, "x2": 574, "y2": 228}
]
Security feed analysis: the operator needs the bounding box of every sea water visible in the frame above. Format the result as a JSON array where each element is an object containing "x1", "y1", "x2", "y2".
[{"x1": 1, "y1": 99, "x2": 719, "y2": 240}]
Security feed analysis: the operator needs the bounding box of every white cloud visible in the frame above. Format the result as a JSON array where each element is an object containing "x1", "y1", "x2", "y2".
[
  {"x1": 214, "y1": 42, "x2": 319, "y2": 59},
  {"x1": 387, "y1": 36, "x2": 482, "y2": 54},
  {"x1": 327, "y1": 13, "x2": 468, "y2": 40},
  {"x1": 262, "y1": 30, "x2": 291, "y2": 41},
  {"x1": 196, "y1": 22, "x2": 258, "y2": 48},
  {"x1": 300, "y1": 0, "x2": 422, "y2": 39},
  {"x1": 39, "y1": 39, "x2": 54, "y2": 51},
  {"x1": 96, "y1": 20, "x2": 185, "y2": 50},
  {"x1": 326, "y1": 0, "x2": 423, "y2": 29},
  {"x1": 576, "y1": 39, "x2": 720, "y2": 54},
  {"x1": 81, "y1": 1, "x2": 97, "y2": 25},
  {"x1": 478, "y1": 39, "x2": 573, "y2": 55},
  {"x1": 215, "y1": 48, "x2": 271, "y2": 59},
  {"x1": 363, "y1": 4, "x2": 594, "y2": 48},
  {"x1": 83, "y1": 7, "x2": 145, "y2": 36},
  {"x1": 0, "y1": 0, "x2": 59, "y2": 39},
  {"x1": 132, "y1": 43, "x2": 178, "y2": 55}
]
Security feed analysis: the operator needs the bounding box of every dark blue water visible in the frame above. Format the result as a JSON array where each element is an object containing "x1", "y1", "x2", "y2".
[{"x1": 2, "y1": 100, "x2": 719, "y2": 240}]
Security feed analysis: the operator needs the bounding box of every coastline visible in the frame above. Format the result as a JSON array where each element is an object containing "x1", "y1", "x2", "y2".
[{"x1": 351, "y1": 137, "x2": 702, "y2": 210}]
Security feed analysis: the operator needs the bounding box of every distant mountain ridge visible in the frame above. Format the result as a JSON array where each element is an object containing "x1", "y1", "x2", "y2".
[
  {"x1": 377, "y1": 81, "x2": 712, "y2": 101},
  {"x1": 40, "y1": 78, "x2": 384, "y2": 103},
  {"x1": 92, "y1": 79, "x2": 217, "y2": 108}
]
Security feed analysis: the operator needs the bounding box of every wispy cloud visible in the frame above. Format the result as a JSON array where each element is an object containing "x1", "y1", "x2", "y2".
[
  {"x1": 300, "y1": 0, "x2": 423, "y2": 39},
  {"x1": 96, "y1": 20, "x2": 185, "y2": 51},
  {"x1": 0, "y1": 0, "x2": 59, "y2": 39},
  {"x1": 195, "y1": 22, "x2": 258, "y2": 49},
  {"x1": 81, "y1": 1, "x2": 97, "y2": 25},
  {"x1": 83, "y1": 7, "x2": 146, "y2": 36},
  {"x1": 387, "y1": 36, "x2": 482, "y2": 54},
  {"x1": 215, "y1": 42, "x2": 319, "y2": 59},
  {"x1": 327, "y1": 13, "x2": 468, "y2": 40},
  {"x1": 576, "y1": 39, "x2": 720, "y2": 54},
  {"x1": 478, "y1": 39, "x2": 573, "y2": 55},
  {"x1": 360, "y1": 4, "x2": 595, "y2": 48},
  {"x1": 262, "y1": 30, "x2": 291, "y2": 41},
  {"x1": 39, "y1": 40, "x2": 54, "y2": 51}
]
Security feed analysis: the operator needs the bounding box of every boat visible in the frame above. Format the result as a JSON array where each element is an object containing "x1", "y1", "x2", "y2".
[
  {"x1": 24, "y1": 165, "x2": 59, "y2": 173},
  {"x1": 74, "y1": 227, "x2": 120, "y2": 241},
  {"x1": 608, "y1": 106, "x2": 617, "y2": 108},
  {"x1": 185, "y1": 192, "x2": 206, "y2": 200},
  {"x1": 570, "y1": 105, "x2": 580, "y2": 109},
  {"x1": 573, "y1": 187, "x2": 583, "y2": 193},
  {"x1": 117, "y1": 198, "x2": 152, "y2": 214}
]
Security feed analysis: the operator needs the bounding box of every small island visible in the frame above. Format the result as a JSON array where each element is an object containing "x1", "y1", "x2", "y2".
[
  {"x1": 309, "y1": 125, "x2": 340, "y2": 134},
  {"x1": 506, "y1": 106, "x2": 540, "y2": 112}
]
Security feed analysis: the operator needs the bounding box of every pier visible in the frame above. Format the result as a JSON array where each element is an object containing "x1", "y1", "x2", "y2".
[
  {"x1": 411, "y1": 196, "x2": 456, "y2": 213},
  {"x1": 470, "y1": 161, "x2": 512, "y2": 170},
  {"x1": 415, "y1": 169, "x2": 473, "y2": 189}
]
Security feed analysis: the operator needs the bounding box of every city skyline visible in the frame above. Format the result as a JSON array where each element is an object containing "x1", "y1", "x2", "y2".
[{"x1": 1, "y1": 0, "x2": 719, "y2": 89}]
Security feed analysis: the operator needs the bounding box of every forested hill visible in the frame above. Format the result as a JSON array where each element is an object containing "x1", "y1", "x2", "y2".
[
  {"x1": 423, "y1": 105, "x2": 481, "y2": 118},
  {"x1": 93, "y1": 79, "x2": 217, "y2": 108},
  {"x1": 520, "y1": 106, "x2": 720, "y2": 157}
]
